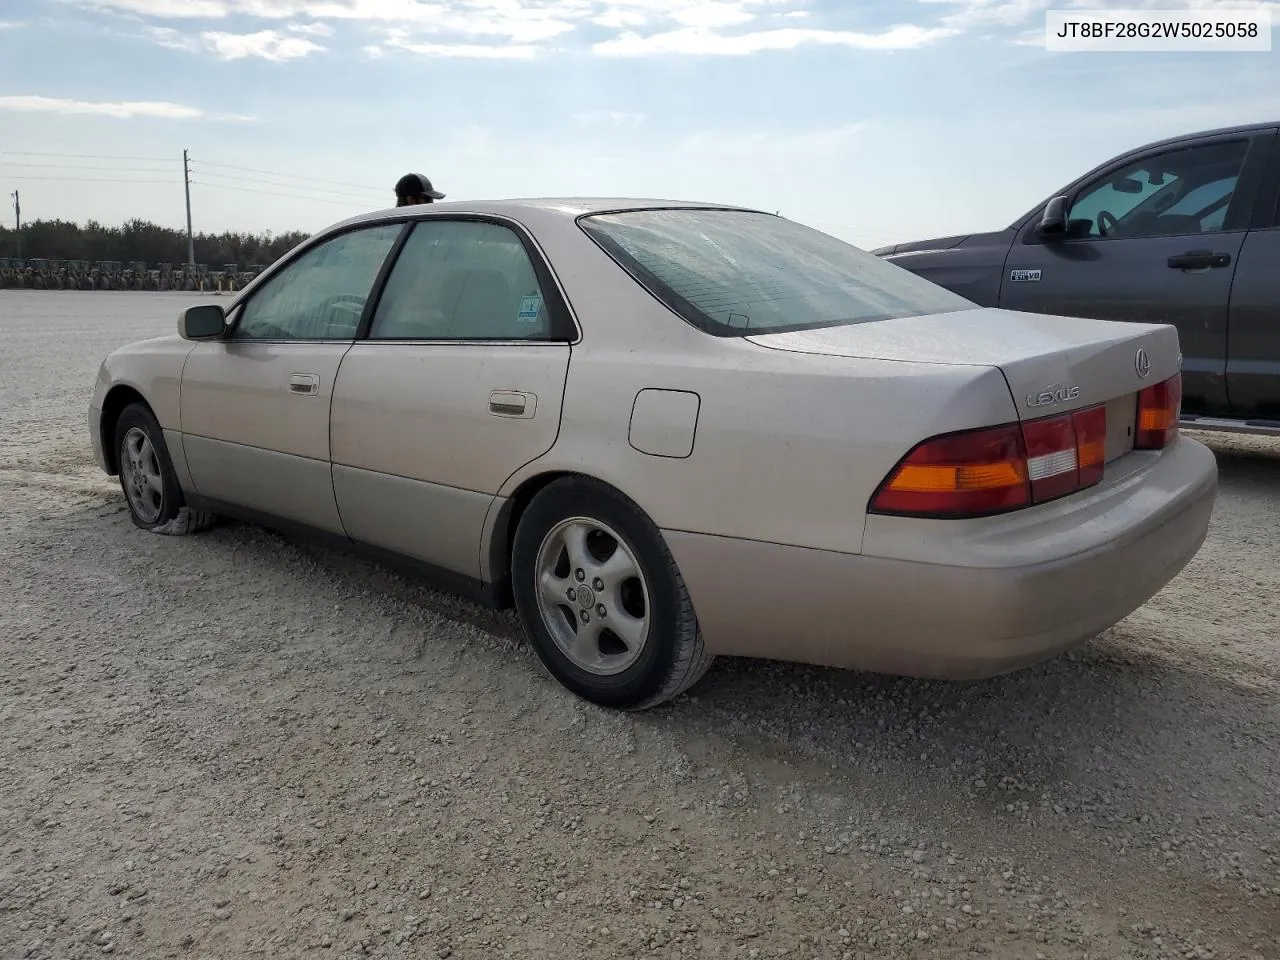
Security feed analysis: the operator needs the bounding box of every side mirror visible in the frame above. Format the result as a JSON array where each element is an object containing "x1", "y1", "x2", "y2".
[
  {"x1": 179, "y1": 303, "x2": 227, "y2": 340},
  {"x1": 1035, "y1": 196, "x2": 1070, "y2": 239}
]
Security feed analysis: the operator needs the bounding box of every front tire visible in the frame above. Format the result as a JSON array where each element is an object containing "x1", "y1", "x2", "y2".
[
  {"x1": 114, "y1": 402, "x2": 215, "y2": 536},
  {"x1": 511, "y1": 477, "x2": 713, "y2": 710}
]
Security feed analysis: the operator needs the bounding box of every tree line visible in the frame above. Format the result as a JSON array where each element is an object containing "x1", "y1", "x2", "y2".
[{"x1": 0, "y1": 218, "x2": 311, "y2": 267}]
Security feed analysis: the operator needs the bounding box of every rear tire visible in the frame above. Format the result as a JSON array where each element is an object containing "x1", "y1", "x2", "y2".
[
  {"x1": 114, "y1": 402, "x2": 216, "y2": 536},
  {"x1": 511, "y1": 476, "x2": 713, "y2": 710}
]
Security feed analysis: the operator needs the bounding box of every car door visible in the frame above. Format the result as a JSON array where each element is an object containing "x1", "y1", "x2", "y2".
[
  {"x1": 180, "y1": 222, "x2": 406, "y2": 534},
  {"x1": 1225, "y1": 135, "x2": 1280, "y2": 422},
  {"x1": 330, "y1": 216, "x2": 575, "y2": 580},
  {"x1": 998, "y1": 129, "x2": 1275, "y2": 417}
]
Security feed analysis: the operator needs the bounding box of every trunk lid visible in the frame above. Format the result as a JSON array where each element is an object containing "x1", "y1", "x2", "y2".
[{"x1": 747, "y1": 307, "x2": 1180, "y2": 463}]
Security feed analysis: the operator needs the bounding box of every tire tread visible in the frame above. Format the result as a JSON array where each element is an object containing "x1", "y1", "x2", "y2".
[
  {"x1": 151, "y1": 506, "x2": 218, "y2": 536},
  {"x1": 627, "y1": 522, "x2": 713, "y2": 711}
]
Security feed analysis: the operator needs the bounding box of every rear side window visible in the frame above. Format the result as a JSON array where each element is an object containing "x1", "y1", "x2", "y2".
[
  {"x1": 578, "y1": 208, "x2": 974, "y2": 337},
  {"x1": 370, "y1": 219, "x2": 559, "y2": 341}
]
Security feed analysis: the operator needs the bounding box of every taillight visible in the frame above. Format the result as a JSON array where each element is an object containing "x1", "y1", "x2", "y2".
[
  {"x1": 1073, "y1": 404, "x2": 1107, "y2": 487},
  {"x1": 870, "y1": 404, "x2": 1108, "y2": 519},
  {"x1": 867, "y1": 424, "x2": 1030, "y2": 519},
  {"x1": 1135, "y1": 373, "x2": 1181, "y2": 449}
]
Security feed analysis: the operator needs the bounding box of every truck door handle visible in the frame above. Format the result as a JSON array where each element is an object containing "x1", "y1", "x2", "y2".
[
  {"x1": 489, "y1": 390, "x2": 536, "y2": 418},
  {"x1": 1167, "y1": 250, "x2": 1231, "y2": 270},
  {"x1": 288, "y1": 373, "x2": 319, "y2": 395}
]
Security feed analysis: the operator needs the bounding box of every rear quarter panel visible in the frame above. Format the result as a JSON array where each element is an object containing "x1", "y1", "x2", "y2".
[{"x1": 497, "y1": 209, "x2": 1020, "y2": 556}]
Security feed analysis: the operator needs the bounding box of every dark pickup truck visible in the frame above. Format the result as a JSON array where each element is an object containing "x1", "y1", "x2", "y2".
[{"x1": 872, "y1": 121, "x2": 1280, "y2": 437}]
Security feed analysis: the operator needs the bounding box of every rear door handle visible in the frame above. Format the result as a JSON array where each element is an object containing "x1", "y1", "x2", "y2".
[
  {"x1": 489, "y1": 390, "x2": 536, "y2": 418},
  {"x1": 1167, "y1": 250, "x2": 1231, "y2": 270},
  {"x1": 288, "y1": 373, "x2": 319, "y2": 395}
]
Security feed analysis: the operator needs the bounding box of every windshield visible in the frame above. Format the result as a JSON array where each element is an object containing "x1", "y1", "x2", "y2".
[{"x1": 578, "y1": 208, "x2": 975, "y2": 337}]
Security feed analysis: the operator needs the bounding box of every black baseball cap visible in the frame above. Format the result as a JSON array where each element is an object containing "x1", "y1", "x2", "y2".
[{"x1": 394, "y1": 173, "x2": 445, "y2": 201}]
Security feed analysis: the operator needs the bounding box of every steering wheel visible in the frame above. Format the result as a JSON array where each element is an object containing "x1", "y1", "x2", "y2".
[{"x1": 1097, "y1": 210, "x2": 1119, "y2": 237}]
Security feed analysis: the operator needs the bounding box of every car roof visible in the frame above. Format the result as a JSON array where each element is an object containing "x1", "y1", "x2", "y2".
[{"x1": 319, "y1": 197, "x2": 767, "y2": 235}]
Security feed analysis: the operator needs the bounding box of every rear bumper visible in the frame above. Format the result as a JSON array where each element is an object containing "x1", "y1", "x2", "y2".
[{"x1": 665, "y1": 437, "x2": 1217, "y2": 679}]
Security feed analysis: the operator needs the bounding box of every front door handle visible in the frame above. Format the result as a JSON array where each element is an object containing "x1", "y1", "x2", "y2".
[
  {"x1": 288, "y1": 373, "x2": 319, "y2": 395},
  {"x1": 489, "y1": 390, "x2": 536, "y2": 418},
  {"x1": 1167, "y1": 250, "x2": 1231, "y2": 270}
]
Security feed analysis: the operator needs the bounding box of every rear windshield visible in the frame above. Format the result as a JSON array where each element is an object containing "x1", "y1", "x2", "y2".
[{"x1": 578, "y1": 208, "x2": 975, "y2": 336}]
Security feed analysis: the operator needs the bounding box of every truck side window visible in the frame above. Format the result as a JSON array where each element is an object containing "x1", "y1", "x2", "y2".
[{"x1": 1065, "y1": 139, "x2": 1249, "y2": 240}]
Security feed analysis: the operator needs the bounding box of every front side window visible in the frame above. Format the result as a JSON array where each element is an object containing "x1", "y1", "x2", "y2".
[
  {"x1": 1065, "y1": 139, "x2": 1249, "y2": 240},
  {"x1": 233, "y1": 224, "x2": 404, "y2": 341},
  {"x1": 1160, "y1": 176, "x2": 1237, "y2": 232},
  {"x1": 578, "y1": 208, "x2": 975, "y2": 337},
  {"x1": 369, "y1": 220, "x2": 556, "y2": 340}
]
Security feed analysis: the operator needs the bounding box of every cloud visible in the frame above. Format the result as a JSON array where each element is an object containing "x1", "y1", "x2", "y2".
[
  {"x1": 0, "y1": 95, "x2": 205, "y2": 119},
  {"x1": 593, "y1": 8, "x2": 648, "y2": 29},
  {"x1": 75, "y1": 0, "x2": 983, "y2": 58},
  {"x1": 287, "y1": 21, "x2": 333, "y2": 36},
  {"x1": 0, "y1": 20, "x2": 22, "y2": 28},
  {"x1": 670, "y1": 2, "x2": 757, "y2": 29},
  {"x1": 90, "y1": 0, "x2": 228, "y2": 15},
  {"x1": 202, "y1": 29, "x2": 326, "y2": 60},
  {"x1": 919, "y1": 0, "x2": 1280, "y2": 32},
  {"x1": 145, "y1": 24, "x2": 199, "y2": 50},
  {"x1": 677, "y1": 121, "x2": 868, "y2": 157},
  {"x1": 383, "y1": 36, "x2": 541, "y2": 58},
  {"x1": 85, "y1": 0, "x2": 584, "y2": 40},
  {"x1": 594, "y1": 23, "x2": 957, "y2": 56},
  {"x1": 918, "y1": 0, "x2": 1050, "y2": 30},
  {"x1": 144, "y1": 23, "x2": 326, "y2": 58},
  {"x1": 574, "y1": 110, "x2": 647, "y2": 129}
]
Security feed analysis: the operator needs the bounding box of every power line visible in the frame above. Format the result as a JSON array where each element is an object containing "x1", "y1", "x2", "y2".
[
  {"x1": 191, "y1": 180, "x2": 379, "y2": 207},
  {"x1": 190, "y1": 169, "x2": 383, "y2": 201},
  {"x1": 0, "y1": 174, "x2": 182, "y2": 184},
  {"x1": 0, "y1": 162, "x2": 177, "y2": 174},
  {"x1": 192, "y1": 158, "x2": 384, "y2": 192},
  {"x1": 0, "y1": 149, "x2": 173, "y2": 162},
  {"x1": 4, "y1": 150, "x2": 389, "y2": 199}
]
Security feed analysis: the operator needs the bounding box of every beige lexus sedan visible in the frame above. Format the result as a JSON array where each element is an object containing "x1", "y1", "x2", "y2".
[{"x1": 89, "y1": 199, "x2": 1218, "y2": 710}]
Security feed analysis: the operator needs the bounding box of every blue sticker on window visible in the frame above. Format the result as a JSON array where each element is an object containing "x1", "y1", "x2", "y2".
[{"x1": 517, "y1": 295, "x2": 542, "y2": 323}]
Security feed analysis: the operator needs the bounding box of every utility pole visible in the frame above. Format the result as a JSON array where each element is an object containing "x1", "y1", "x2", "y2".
[
  {"x1": 10, "y1": 190, "x2": 20, "y2": 259},
  {"x1": 183, "y1": 149, "x2": 195, "y2": 269}
]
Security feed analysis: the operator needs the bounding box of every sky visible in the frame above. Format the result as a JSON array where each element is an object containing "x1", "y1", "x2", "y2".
[{"x1": 1, "y1": 0, "x2": 1278, "y2": 251}]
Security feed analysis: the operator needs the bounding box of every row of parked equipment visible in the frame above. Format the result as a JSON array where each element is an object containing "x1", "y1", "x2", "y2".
[{"x1": 0, "y1": 259, "x2": 267, "y2": 292}]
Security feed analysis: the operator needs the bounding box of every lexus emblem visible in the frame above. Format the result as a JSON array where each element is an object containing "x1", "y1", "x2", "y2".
[{"x1": 1135, "y1": 348, "x2": 1151, "y2": 379}]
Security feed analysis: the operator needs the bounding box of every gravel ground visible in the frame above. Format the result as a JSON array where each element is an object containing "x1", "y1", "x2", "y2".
[{"x1": 2, "y1": 290, "x2": 1278, "y2": 960}]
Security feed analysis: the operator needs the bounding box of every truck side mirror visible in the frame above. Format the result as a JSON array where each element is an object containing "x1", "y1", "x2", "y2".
[{"x1": 1035, "y1": 196, "x2": 1070, "y2": 240}]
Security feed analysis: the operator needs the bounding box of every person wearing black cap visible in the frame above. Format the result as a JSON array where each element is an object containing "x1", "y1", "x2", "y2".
[{"x1": 394, "y1": 173, "x2": 446, "y2": 206}]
